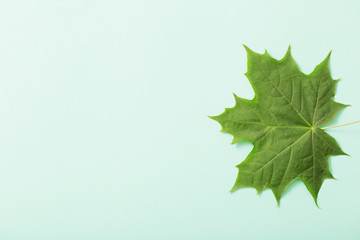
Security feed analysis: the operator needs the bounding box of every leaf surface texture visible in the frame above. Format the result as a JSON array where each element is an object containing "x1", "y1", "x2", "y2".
[{"x1": 211, "y1": 46, "x2": 347, "y2": 205}]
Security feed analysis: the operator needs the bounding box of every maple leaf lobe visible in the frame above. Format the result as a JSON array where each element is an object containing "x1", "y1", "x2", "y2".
[{"x1": 211, "y1": 46, "x2": 347, "y2": 205}]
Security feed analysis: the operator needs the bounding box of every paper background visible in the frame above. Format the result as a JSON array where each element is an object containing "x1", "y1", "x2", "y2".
[{"x1": 0, "y1": 0, "x2": 359, "y2": 239}]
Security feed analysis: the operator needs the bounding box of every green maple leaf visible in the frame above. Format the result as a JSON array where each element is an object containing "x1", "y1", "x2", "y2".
[{"x1": 210, "y1": 45, "x2": 348, "y2": 206}]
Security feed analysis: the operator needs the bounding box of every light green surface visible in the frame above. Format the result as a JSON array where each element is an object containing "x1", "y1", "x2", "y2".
[{"x1": 0, "y1": 0, "x2": 359, "y2": 239}]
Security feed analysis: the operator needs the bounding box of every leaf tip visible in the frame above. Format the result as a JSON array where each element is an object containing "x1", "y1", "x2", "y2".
[
  {"x1": 310, "y1": 50, "x2": 333, "y2": 75},
  {"x1": 264, "y1": 49, "x2": 270, "y2": 57},
  {"x1": 286, "y1": 44, "x2": 292, "y2": 55},
  {"x1": 282, "y1": 45, "x2": 295, "y2": 63},
  {"x1": 308, "y1": 191, "x2": 320, "y2": 208},
  {"x1": 229, "y1": 184, "x2": 238, "y2": 193},
  {"x1": 322, "y1": 50, "x2": 332, "y2": 65},
  {"x1": 343, "y1": 152, "x2": 350, "y2": 157},
  {"x1": 327, "y1": 50, "x2": 332, "y2": 58},
  {"x1": 242, "y1": 44, "x2": 256, "y2": 56},
  {"x1": 314, "y1": 199, "x2": 320, "y2": 209},
  {"x1": 231, "y1": 137, "x2": 240, "y2": 144},
  {"x1": 272, "y1": 190, "x2": 282, "y2": 207},
  {"x1": 242, "y1": 43, "x2": 250, "y2": 50},
  {"x1": 311, "y1": 191, "x2": 322, "y2": 208}
]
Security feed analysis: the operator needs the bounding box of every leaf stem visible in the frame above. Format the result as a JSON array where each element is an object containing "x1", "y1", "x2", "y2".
[{"x1": 321, "y1": 120, "x2": 360, "y2": 130}]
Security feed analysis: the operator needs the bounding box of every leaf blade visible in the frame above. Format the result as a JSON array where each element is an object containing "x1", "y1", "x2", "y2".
[{"x1": 211, "y1": 46, "x2": 347, "y2": 205}]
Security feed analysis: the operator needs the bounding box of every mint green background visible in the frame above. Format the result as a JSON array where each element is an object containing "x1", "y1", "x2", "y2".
[{"x1": 0, "y1": 0, "x2": 359, "y2": 239}]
